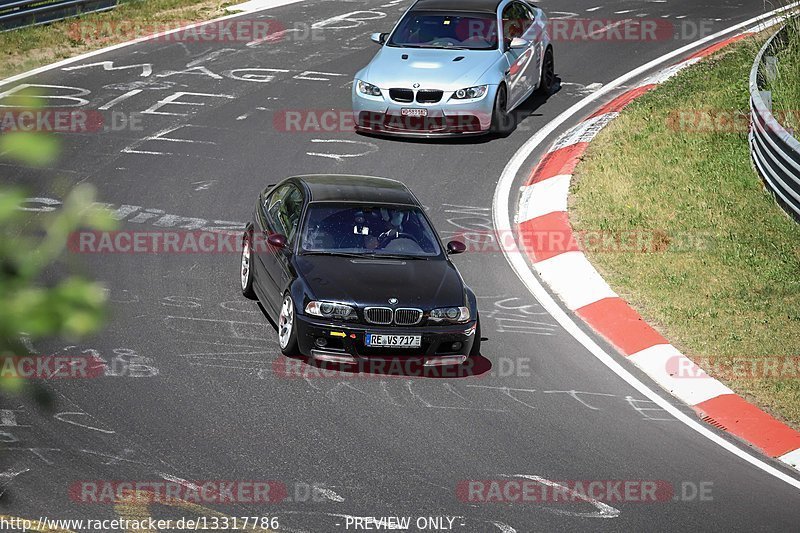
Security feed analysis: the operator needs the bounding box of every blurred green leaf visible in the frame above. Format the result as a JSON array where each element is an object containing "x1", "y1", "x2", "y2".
[{"x1": 0, "y1": 132, "x2": 60, "y2": 166}]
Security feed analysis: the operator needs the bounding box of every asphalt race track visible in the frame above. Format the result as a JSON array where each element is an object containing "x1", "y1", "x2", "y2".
[{"x1": 2, "y1": 0, "x2": 799, "y2": 531}]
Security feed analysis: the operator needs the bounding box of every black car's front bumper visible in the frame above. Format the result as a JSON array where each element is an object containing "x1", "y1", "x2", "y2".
[{"x1": 295, "y1": 314, "x2": 478, "y2": 367}]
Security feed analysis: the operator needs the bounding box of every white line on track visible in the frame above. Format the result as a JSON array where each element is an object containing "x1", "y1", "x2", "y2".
[
  {"x1": 493, "y1": 3, "x2": 800, "y2": 490},
  {"x1": 507, "y1": 475, "x2": 620, "y2": 518},
  {"x1": 0, "y1": 0, "x2": 306, "y2": 87}
]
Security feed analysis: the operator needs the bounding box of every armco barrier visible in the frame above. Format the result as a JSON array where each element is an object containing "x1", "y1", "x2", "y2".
[
  {"x1": 750, "y1": 25, "x2": 800, "y2": 221},
  {"x1": 0, "y1": 0, "x2": 119, "y2": 31}
]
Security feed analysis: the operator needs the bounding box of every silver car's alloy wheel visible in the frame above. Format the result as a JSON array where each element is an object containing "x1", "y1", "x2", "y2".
[
  {"x1": 278, "y1": 296, "x2": 294, "y2": 349},
  {"x1": 240, "y1": 237, "x2": 251, "y2": 291}
]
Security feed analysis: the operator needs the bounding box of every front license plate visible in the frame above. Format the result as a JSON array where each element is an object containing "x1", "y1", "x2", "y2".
[
  {"x1": 365, "y1": 334, "x2": 422, "y2": 348},
  {"x1": 401, "y1": 108, "x2": 428, "y2": 117}
]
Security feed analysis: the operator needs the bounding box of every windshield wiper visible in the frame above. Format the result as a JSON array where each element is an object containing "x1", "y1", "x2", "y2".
[
  {"x1": 362, "y1": 252, "x2": 430, "y2": 260},
  {"x1": 397, "y1": 44, "x2": 473, "y2": 50},
  {"x1": 301, "y1": 251, "x2": 369, "y2": 259},
  {"x1": 302, "y1": 250, "x2": 431, "y2": 260}
]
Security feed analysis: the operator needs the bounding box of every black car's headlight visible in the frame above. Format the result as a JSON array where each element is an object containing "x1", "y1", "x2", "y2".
[
  {"x1": 357, "y1": 80, "x2": 382, "y2": 97},
  {"x1": 451, "y1": 85, "x2": 488, "y2": 100},
  {"x1": 429, "y1": 306, "x2": 471, "y2": 323},
  {"x1": 305, "y1": 301, "x2": 356, "y2": 319}
]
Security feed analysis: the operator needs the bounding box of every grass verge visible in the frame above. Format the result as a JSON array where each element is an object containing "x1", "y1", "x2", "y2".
[
  {"x1": 764, "y1": 14, "x2": 800, "y2": 131},
  {"x1": 571, "y1": 36, "x2": 800, "y2": 429},
  {"x1": 0, "y1": 0, "x2": 243, "y2": 80}
]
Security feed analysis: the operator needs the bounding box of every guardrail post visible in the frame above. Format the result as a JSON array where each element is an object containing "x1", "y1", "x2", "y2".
[
  {"x1": 764, "y1": 56, "x2": 778, "y2": 82},
  {"x1": 760, "y1": 90, "x2": 772, "y2": 112}
]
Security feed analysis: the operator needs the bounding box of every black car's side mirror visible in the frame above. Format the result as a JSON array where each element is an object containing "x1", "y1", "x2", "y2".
[
  {"x1": 447, "y1": 240, "x2": 467, "y2": 255},
  {"x1": 267, "y1": 233, "x2": 288, "y2": 249}
]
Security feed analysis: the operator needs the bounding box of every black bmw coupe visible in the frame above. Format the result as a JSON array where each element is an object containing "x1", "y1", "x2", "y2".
[{"x1": 240, "y1": 174, "x2": 480, "y2": 367}]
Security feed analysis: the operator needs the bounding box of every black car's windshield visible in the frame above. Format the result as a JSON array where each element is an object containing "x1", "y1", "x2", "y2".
[
  {"x1": 388, "y1": 11, "x2": 498, "y2": 50},
  {"x1": 301, "y1": 203, "x2": 442, "y2": 258}
]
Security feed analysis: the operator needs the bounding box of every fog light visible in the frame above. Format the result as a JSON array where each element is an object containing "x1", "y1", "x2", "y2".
[
  {"x1": 451, "y1": 342, "x2": 462, "y2": 351},
  {"x1": 315, "y1": 337, "x2": 327, "y2": 347},
  {"x1": 424, "y1": 355, "x2": 467, "y2": 367}
]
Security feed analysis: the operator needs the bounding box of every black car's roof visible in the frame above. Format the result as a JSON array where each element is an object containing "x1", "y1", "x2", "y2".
[
  {"x1": 411, "y1": 0, "x2": 504, "y2": 14},
  {"x1": 292, "y1": 175, "x2": 418, "y2": 205}
]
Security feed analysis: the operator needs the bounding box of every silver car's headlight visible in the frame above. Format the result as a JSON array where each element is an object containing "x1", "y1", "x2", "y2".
[
  {"x1": 305, "y1": 301, "x2": 356, "y2": 319},
  {"x1": 357, "y1": 80, "x2": 382, "y2": 97},
  {"x1": 429, "y1": 306, "x2": 471, "y2": 323},
  {"x1": 451, "y1": 85, "x2": 488, "y2": 100}
]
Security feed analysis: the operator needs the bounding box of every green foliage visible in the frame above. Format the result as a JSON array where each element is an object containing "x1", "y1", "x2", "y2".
[
  {"x1": 763, "y1": 14, "x2": 800, "y2": 131},
  {"x1": 0, "y1": 96, "x2": 114, "y2": 392}
]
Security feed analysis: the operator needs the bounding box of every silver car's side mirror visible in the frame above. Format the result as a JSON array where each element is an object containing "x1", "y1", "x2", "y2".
[
  {"x1": 370, "y1": 32, "x2": 387, "y2": 45},
  {"x1": 510, "y1": 37, "x2": 530, "y2": 49}
]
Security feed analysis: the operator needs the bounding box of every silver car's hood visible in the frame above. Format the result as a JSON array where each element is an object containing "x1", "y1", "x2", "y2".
[{"x1": 360, "y1": 46, "x2": 502, "y2": 90}]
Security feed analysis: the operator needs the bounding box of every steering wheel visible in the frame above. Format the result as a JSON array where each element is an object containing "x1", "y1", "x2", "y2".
[
  {"x1": 430, "y1": 37, "x2": 461, "y2": 47},
  {"x1": 377, "y1": 230, "x2": 415, "y2": 248}
]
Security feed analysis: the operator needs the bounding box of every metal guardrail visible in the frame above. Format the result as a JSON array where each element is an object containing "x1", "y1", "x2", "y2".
[
  {"x1": 749, "y1": 25, "x2": 800, "y2": 221},
  {"x1": 0, "y1": 0, "x2": 120, "y2": 31}
]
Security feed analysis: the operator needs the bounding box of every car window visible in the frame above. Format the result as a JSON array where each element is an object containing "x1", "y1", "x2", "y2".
[
  {"x1": 301, "y1": 203, "x2": 442, "y2": 258},
  {"x1": 388, "y1": 11, "x2": 499, "y2": 50},
  {"x1": 520, "y1": 4, "x2": 536, "y2": 32},
  {"x1": 280, "y1": 187, "x2": 303, "y2": 244},
  {"x1": 502, "y1": 2, "x2": 532, "y2": 41},
  {"x1": 266, "y1": 184, "x2": 303, "y2": 244}
]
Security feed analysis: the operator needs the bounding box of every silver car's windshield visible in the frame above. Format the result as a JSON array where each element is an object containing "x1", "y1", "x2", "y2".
[
  {"x1": 388, "y1": 11, "x2": 498, "y2": 50},
  {"x1": 301, "y1": 203, "x2": 442, "y2": 258}
]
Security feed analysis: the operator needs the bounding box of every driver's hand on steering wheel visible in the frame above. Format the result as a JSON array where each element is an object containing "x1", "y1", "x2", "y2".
[{"x1": 380, "y1": 228, "x2": 400, "y2": 241}]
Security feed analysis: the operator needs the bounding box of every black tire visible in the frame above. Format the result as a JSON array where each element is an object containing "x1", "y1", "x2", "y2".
[
  {"x1": 277, "y1": 293, "x2": 299, "y2": 357},
  {"x1": 490, "y1": 85, "x2": 512, "y2": 134},
  {"x1": 240, "y1": 230, "x2": 256, "y2": 299},
  {"x1": 469, "y1": 317, "x2": 481, "y2": 357},
  {"x1": 537, "y1": 46, "x2": 555, "y2": 95}
]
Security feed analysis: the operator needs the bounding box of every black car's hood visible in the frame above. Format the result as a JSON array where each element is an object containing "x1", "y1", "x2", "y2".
[{"x1": 294, "y1": 255, "x2": 466, "y2": 309}]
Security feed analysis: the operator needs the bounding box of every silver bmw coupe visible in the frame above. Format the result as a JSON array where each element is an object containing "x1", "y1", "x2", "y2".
[{"x1": 352, "y1": 0, "x2": 554, "y2": 137}]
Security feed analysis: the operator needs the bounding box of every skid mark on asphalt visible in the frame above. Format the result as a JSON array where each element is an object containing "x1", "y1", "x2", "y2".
[{"x1": 164, "y1": 315, "x2": 271, "y2": 341}]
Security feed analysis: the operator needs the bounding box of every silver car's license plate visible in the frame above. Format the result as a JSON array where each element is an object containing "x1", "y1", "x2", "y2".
[
  {"x1": 401, "y1": 108, "x2": 428, "y2": 117},
  {"x1": 365, "y1": 334, "x2": 421, "y2": 348}
]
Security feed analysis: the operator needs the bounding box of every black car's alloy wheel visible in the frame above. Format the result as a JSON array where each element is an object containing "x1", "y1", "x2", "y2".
[
  {"x1": 240, "y1": 231, "x2": 256, "y2": 299},
  {"x1": 278, "y1": 294, "x2": 299, "y2": 356}
]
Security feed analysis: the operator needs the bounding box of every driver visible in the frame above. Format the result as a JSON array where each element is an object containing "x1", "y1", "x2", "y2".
[{"x1": 378, "y1": 207, "x2": 407, "y2": 244}]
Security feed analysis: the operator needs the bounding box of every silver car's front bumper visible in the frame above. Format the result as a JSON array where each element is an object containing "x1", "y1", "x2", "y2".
[{"x1": 351, "y1": 84, "x2": 496, "y2": 137}]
